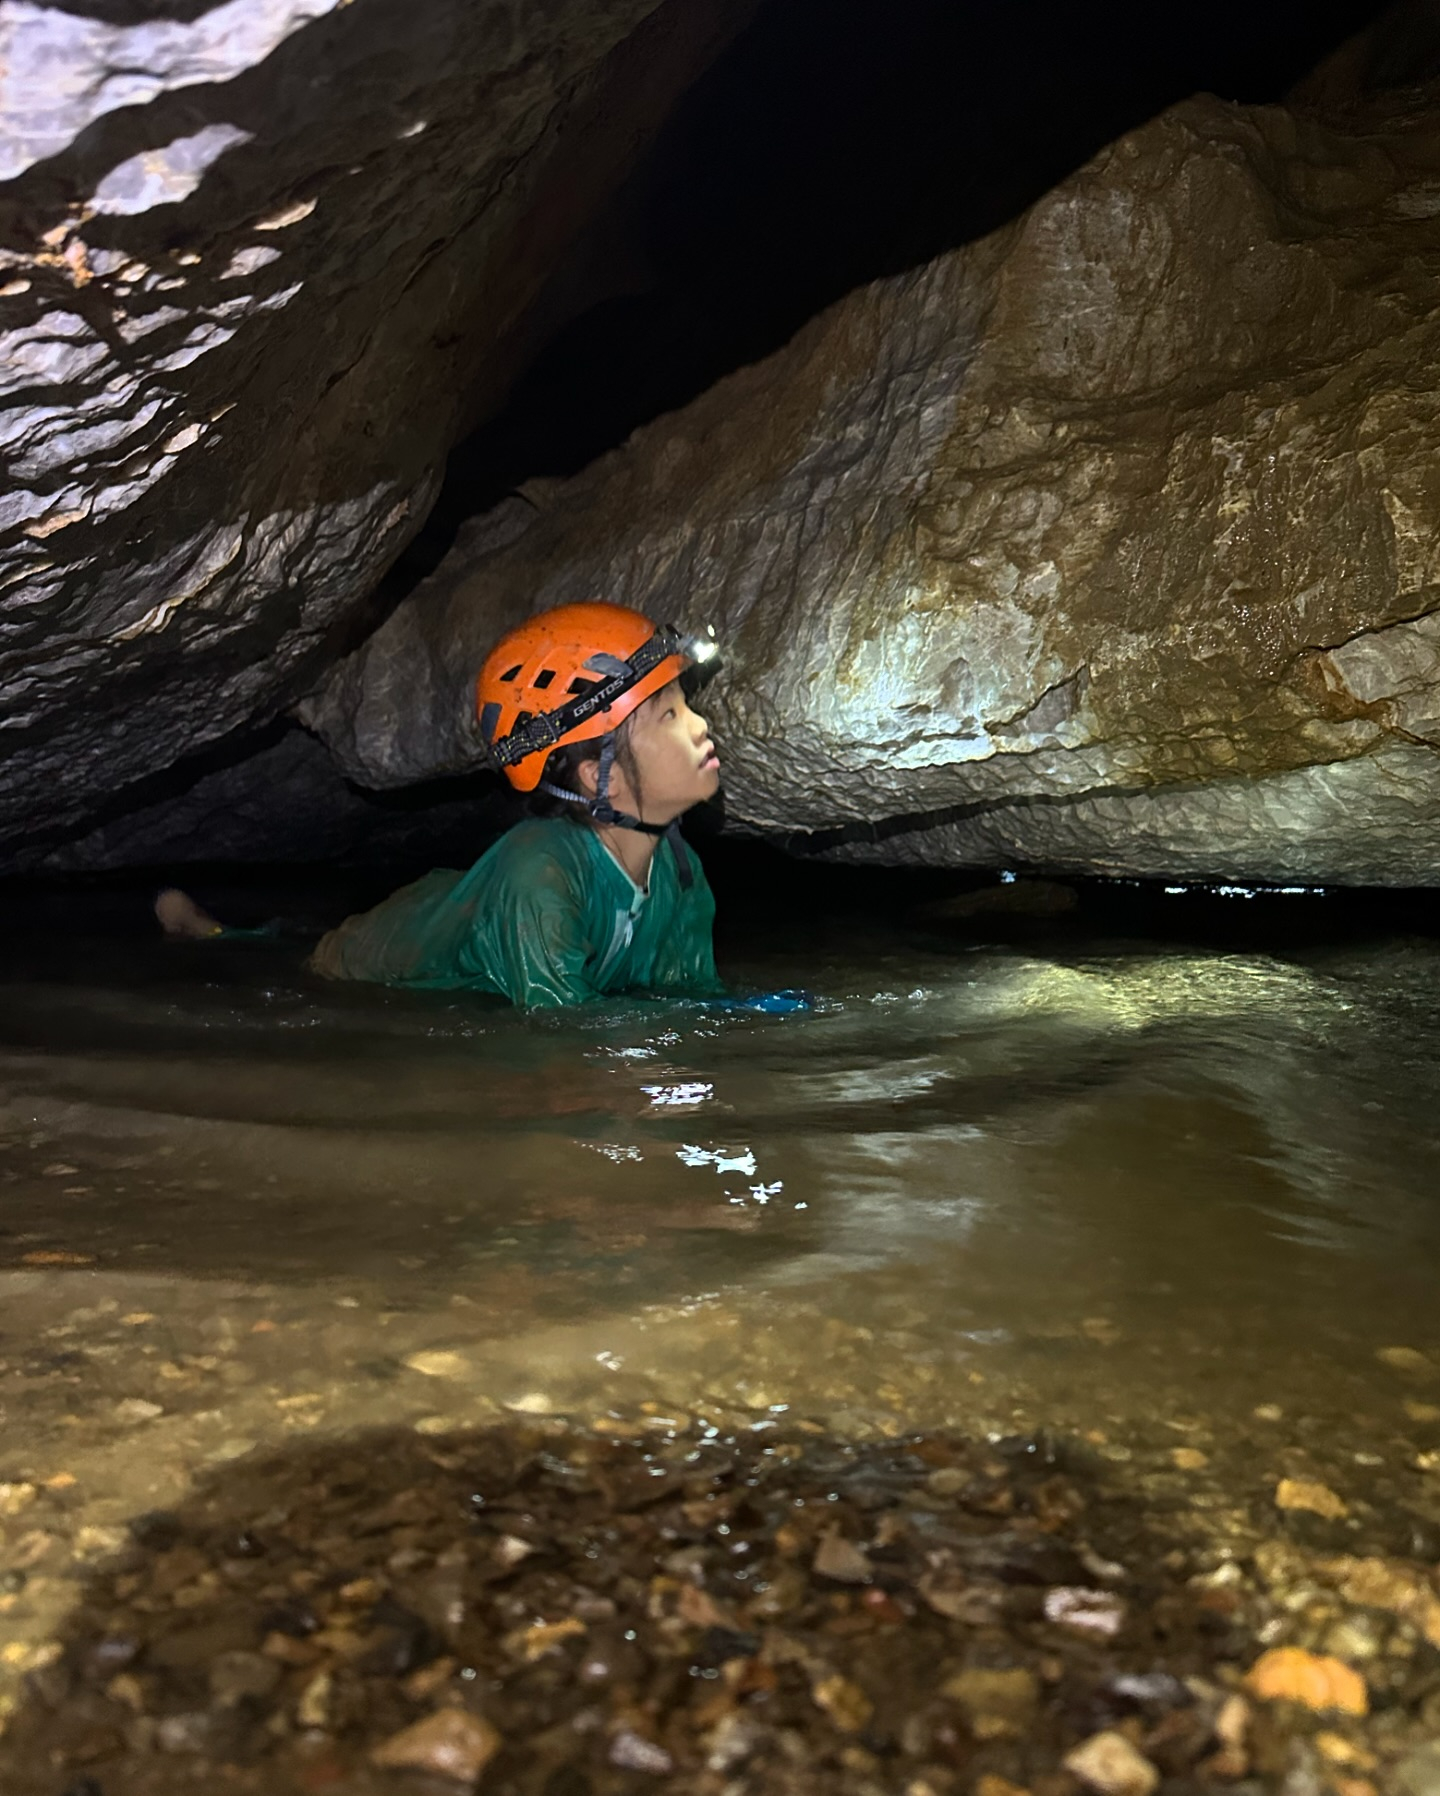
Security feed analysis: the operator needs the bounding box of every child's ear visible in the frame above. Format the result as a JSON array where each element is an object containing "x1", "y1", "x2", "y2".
[{"x1": 576, "y1": 758, "x2": 600, "y2": 798}]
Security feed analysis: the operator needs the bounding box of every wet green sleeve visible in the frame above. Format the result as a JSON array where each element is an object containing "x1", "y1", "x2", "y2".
[{"x1": 475, "y1": 876, "x2": 605, "y2": 1010}]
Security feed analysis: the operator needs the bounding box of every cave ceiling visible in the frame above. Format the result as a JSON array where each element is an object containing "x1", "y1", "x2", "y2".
[{"x1": 5, "y1": 0, "x2": 1437, "y2": 882}]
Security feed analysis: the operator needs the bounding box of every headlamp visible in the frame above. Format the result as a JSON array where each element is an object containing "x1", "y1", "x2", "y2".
[{"x1": 488, "y1": 621, "x2": 723, "y2": 768}]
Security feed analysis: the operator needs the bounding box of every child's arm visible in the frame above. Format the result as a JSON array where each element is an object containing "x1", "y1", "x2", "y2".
[{"x1": 476, "y1": 877, "x2": 606, "y2": 1010}]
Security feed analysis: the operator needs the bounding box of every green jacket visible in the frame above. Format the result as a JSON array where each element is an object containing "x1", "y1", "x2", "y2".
[{"x1": 308, "y1": 817, "x2": 724, "y2": 1010}]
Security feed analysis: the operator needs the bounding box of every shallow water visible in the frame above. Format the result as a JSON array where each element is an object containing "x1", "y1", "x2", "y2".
[{"x1": 3, "y1": 860, "x2": 1440, "y2": 1720}]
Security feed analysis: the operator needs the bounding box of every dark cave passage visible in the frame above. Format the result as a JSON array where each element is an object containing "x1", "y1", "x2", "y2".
[{"x1": 397, "y1": 0, "x2": 1406, "y2": 587}]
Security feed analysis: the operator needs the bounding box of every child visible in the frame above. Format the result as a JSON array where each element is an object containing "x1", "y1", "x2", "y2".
[{"x1": 299, "y1": 602, "x2": 725, "y2": 1009}]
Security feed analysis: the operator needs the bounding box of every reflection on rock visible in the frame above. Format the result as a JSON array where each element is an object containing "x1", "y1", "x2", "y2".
[
  {"x1": 0, "y1": 0, "x2": 747, "y2": 865},
  {"x1": 309, "y1": 81, "x2": 1440, "y2": 882}
]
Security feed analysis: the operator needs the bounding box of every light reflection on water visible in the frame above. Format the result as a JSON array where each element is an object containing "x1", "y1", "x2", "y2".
[
  {"x1": 0, "y1": 903, "x2": 1439, "y2": 1445},
  {"x1": 4, "y1": 885, "x2": 1440, "y2": 1687}
]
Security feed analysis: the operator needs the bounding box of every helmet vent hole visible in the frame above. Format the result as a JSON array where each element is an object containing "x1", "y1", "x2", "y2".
[
  {"x1": 499, "y1": 665, "x2": 522, "y2": 683},
  {"x1": 532, "y1": 667, "x2": 556, "y2": 690},
  {"x1": 566, "y1": 677, "x2": 596, "y2": 695}
]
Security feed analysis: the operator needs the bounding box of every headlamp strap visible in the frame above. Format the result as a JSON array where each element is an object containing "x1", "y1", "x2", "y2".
[
  {"x1": 490, "y1": 625, "x2": 685, "y2": 768},
  {"x1": 538, "y1": 749, "x2": 695, "y2": 876},
  {"x1": 582, "y1": 733, "x2": 664, "y2": 836}
]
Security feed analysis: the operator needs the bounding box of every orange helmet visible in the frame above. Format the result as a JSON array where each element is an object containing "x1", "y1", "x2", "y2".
[{"x1": 476, "y1": 602, "x2": 714, "y2": 793}]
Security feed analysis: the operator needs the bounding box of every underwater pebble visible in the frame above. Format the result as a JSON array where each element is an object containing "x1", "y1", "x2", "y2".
[
  {"x1": 811, "y1": 1672, "x2": 873, "y2": 1733},
  {"x1": 1064, "y1": 1729, "x2": 1159, "y2": 1795},
  {"x1": 73, "y1": 1524, "x2": 126, "y2": 1557},
  {"x1": 503, "y1": 1391, "x2": 557, "y2": 1414},
  {"x1": 608, "y1": 1728, "x2": 673, "y2": 1773},
  {"x1": 208, "y1": 1649, "x2": 280, "y2": 1706},
  {"x1": 295, "y1": 1668, "x2": 332, "y2": 1728},
  {"x1": 508, "y1": 1617, "x2": 585, "y2": 1662},
  {"x1": 973, "y1": 1779, "x2": 1031, "y2": 1796},
  {"x1": 1043, "y1": 1586, "x2": 1126, "y2": 1638},
  {"x1": 1314, "y1": 1730, "x2": 1374, "y2": 1768},
  {"x1": 942, "y1": 1666, "x2": 1038, "y2": 1739},
  {"x1": 156, "y1": 1711, "x2": 212, "y2": 1753},
  {"x1": 372, "y1": 1708, "x2": 502, "y2": 1783},
  {"x1": 1214, "y1": 1693, "x2": 1250, "y2": 1750},
  {"x1": 404, "y1": 1349, "x2": 469, "y2": 1379},
  {"x1": 704, "y1": 1710, "x2": 766, "y2": 1772},
  {"x1": 1275, "y1": 1477, "x2": 1348, "y2": 1519},
  {"x1": 113, "y1": 1398, "x2": 164, "y2": 1423},
  {"x1": 205, "y1": 1438, "x2": 255, "y2": 1462},
  {"x1": 1244, "y1": 1647, "x2": 1368, "y2": 1715},
  {"x1": 1331, "y1": 1556, "x2": 1440, "y2": 1637},
  {"x1": 812, "y1": 1530, "x2": 872, "y2": 1583}
]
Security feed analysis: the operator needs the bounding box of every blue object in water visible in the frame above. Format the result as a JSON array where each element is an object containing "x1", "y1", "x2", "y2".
[{"x1": 714, "y1": 989, "x2": 815, "y2": 1015}]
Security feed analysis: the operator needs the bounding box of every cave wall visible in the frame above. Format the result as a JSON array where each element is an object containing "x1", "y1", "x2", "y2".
[
  {"x1": 304, "y1": 80, "x2": 1440, "y2": 885},
  {"x1": 0, "y1": 0, "x2": 751, "y2": 864},
  {"x1": 36, "y1": 725, "x2": 504, "y2": 873}
]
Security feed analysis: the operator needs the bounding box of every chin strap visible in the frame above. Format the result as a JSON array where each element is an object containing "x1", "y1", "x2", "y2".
[
  {"x1": 591, "y1": 736, "x2": 668, "y2": 835},
  {"x1": 537, "y1": 736, "x2": 694, "y2": 889}
]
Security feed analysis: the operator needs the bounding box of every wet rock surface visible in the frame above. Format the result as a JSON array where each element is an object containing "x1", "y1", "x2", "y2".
[
  {"x1": 5, "y1": 1413, "x2": 1440, "y2": 1796},
  {"x1": 308, "y1": 80, "x2": 1440, "y2": 884},
  {"x1": 0, "y1": 0, "x2": 744, "y2": 866}
]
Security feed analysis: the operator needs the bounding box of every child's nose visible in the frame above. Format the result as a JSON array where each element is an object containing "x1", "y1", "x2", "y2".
[{"x1": 690, "y1": 707, "x2": 709, "y2": 738}]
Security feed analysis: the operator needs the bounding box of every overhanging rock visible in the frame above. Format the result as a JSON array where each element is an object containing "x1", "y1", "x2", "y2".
[
  {"x1": 306, "y1": 82, "x2": 1440, "y2": 885},
  {"x1": 0, "y1": 0, "x2": 746, "y2": 864}
]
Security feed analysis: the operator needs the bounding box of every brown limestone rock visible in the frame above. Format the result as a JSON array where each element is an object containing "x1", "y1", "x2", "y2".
[{"x1": 308, "y1": 82, "x2": 1440, "y2": 884}]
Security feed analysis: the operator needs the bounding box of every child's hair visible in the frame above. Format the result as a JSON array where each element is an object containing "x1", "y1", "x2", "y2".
[{"x1": 527, "y1": 715, "x2": 644, "y2": 823}]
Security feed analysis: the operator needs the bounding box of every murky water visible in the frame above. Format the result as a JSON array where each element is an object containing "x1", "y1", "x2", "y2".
[{"x1": 3, "y1": 860, "x2": 1440, "y2": 1729}]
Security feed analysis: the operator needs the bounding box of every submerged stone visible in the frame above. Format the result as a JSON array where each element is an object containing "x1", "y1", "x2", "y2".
[
  {"x1": 371, "y1": 1708, "x2": 502, "y2": 1783},
  {"x1": 1063, "y1": 1729, "x2": 1160, "y2": 1796},
  {"x1": 1276, "y1": 1477, "x2": 1349, "y2": 1520},
  {"x1": 1244, "y1": 1646, "x2": 1369, "y2": 1715}
]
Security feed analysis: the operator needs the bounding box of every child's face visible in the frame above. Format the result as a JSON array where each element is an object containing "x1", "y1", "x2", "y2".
[{"x1": 618, "y1": 679, "x2": 721, "y2": 820}]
